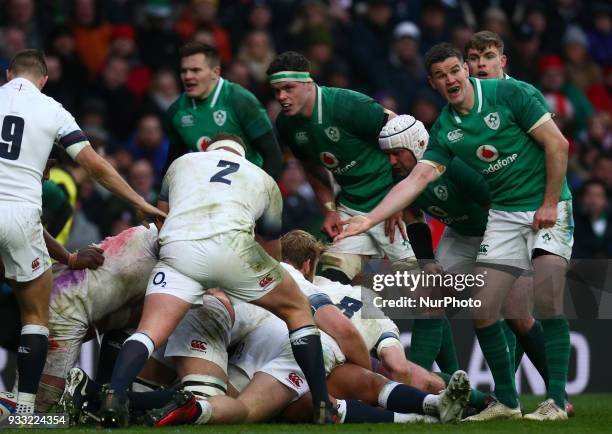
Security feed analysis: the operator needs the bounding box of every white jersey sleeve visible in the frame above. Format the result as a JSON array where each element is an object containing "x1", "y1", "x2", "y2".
[
  {"x1": 159, "y1": 150, "x2": 282, "y2": 244},
  {"x1": 0, "y1": 78, "x2": 88, "y2": 208},
  {"x1": 280, "y1": 262, "x2": 323, "y2": 297}
]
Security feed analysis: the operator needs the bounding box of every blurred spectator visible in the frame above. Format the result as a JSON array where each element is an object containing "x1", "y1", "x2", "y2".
[
  {"x1": 451, "y1": 23, "x2": 474, "y2": 54},
  {"x1": 586, "y1": 2, "x2": 612, "y2": 66},
  {"x1": 237, "y1": 30, "x2": 276, "y2": 85},
  {"x1": 128, "y1": 159, "x2": 157, "y2": 204},
  {"x1": 225, "y1": 60, "x2": 252, "y2": 90},
  {"x1": 137, "y1": 0, "x2": 182, "y2": 71},
  {"x1": 142, "y1": 68, "x2": 180, "y2": 119},
  {"x1": 383, "y1": 21, "x2": 427, "y2": 113},
  {"x1": 279, "y1": 159, "x2": 323, "y2": 234},
  {"x1": 563, "y1": 25, "x2": 602, "y2": 92},
  {"x1": 375, "y1": 92, "x2": 399, "y2": 114},
  {"x1": 523, "y1": 2, "x2": 557, "y2": 55},
  {"x1": 47, "y1": 26, "x2": 89, "y2": 94},
  {"x1": 43, "y1": 54, "x2": 78, "y2": 114},
  {"x1": 538, "y1": 55, "x2": 593, "y2": 138},
  {"x1": 126, "y1": 114, "x2": 169, "y2": 184},
  {"x1": 5, "y1": 0, "x2": 43, "y2": 48},
  {"x1": 593, "y1": 152, "x2": 612, "y2": 194},
  {"x1": 70, "y1": 0, "x2": 114, "y2": 79},
  {"x1": 351, "y1": 0, "x2": 394, "y2": 92},
  {"x1": 319, "y1": 59, "x2": 352, "y2": 89},
  {"x1": 306, "y1": 30, "x2": 335, "y2": 81},
  {"x1": 569, "y1": 113, "x2": 612, "y2": 187},
  {"x1": 91, "y1": 56, "x2": 138, "y2": 143},
  {"x1": 175, "y1": 0, "x2": 232, "y2": 65},
  {"x1": 411, "y1": 90, "x2": 441, "y2": 130},
  {"x1": 508, "y1": 23, "x2": 540, "y2": 83},
  {"x1": 481, "y1": 7, "x2": 510, "y2": 41},
  {"x1": 110, "y1": 24, "x2": 152, "y2": 99},
  {"x1": 79, "y1": 98, "x2": 107, "y2": 130},
  {"x1": 546, "y1": 0, "x2": 587, "y2": 55},
  {"x1": 0, "y1": 26, "x2": 27, "y2": 73},
  {"x1": 573, "y1": 179, "x2": 612, "y2": 259},
  {"x1": 418, "y1": 0, "x2": 451, "y2": 56}
]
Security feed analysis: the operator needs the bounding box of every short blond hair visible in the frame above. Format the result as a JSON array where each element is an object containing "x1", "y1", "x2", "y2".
[{"x1": 280, "y1": 230, "x2": 326, "y2": 269}]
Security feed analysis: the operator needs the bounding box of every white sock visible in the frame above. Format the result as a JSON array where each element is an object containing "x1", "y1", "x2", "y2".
[
  {"x1": 16, "y1": 392, "x2": 36, "y2": 414},
  {"x1": 394, "y1": 413, "x2": 439, "y2": 423},
  {"x1": 377, "y1": 381, "x2": 399, "y2": 408},
  {"x1": 195, "y1": 400, "x2": 213, "y2": 424},
  {"x1": 422, "y1": 394, "x2": 440, "y2": 416},
  {"x1": 335, "y1": 399, "x2": 347, "y2": 424}
]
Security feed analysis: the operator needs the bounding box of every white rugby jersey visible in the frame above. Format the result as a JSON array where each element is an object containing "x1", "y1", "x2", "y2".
[
  {"x1": 159, "y1": 150, "x2": 282, "y2": 244},
  {"x1": 0, "y1": 78, "x2": 87, "y2": 208},
  {"x1": 313, "y1": 275, "x2": 399, "y2": 351},
  {"x1": 49, "y1": 226, "x2": 159, "y2": 324}
]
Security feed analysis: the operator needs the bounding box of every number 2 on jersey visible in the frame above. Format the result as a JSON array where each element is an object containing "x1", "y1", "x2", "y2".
[
  {"x1": 0, "y1": 115, "x2": 24, "y2": 161},
  {"x1": 210, "y1": 160, "x2": 240, "y2": 185},
  {"x1": 335, "y1": 296, "x2": 363, "y2": 319}
]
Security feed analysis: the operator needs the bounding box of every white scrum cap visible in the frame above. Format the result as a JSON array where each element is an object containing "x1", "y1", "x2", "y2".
[
  {"x1": 207, "y1": 139, "x2": 246, "y2": 158},
  {"x1": 378, "y1": 114, "x2": 429, "y2": 160}
]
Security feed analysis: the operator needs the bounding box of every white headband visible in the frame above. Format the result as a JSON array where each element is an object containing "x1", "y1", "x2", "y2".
[{"x1": 207, "y1": 140, "x2": 246, "y2": 158}]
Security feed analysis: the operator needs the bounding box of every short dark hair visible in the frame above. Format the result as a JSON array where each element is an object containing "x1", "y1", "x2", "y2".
[
  {"x1": 424, "y1": 43, "x2": 464, "y2": 75},
  {"x1": 210, "y1": 133, "x2": 246, "y2": 150},
  {"x1": 465, "y1": 31, "x2": 504, "y2": 55},
  {"x1": 267, "y1": 51, "x2": 311, "y2": 76},
  {"x1": 179, "y1": 42, "x2": 219, "y2": 67},
  {"x1": 9, "y1": 49, "x2": 47, "y2": 77}
]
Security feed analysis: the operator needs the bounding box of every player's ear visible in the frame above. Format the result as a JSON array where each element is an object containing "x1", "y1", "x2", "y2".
[
  {"x1": 39, "y1": 75, "x2": 49, "y2": 90},
  {"x1": 212, "y1": 65, "x2": 221, "y2": 78},
  {"x1": 6, "y1": 69, "x2": 12, "y2": 82},
  {"x1": 427, "y1": 75, "x2": 435, "y2": 90},
  {"x1": 500, "y1": 54, "x2": 507, "y2": 69}
]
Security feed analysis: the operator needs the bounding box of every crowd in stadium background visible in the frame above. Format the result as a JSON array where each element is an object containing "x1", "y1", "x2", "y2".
[{"x1": 0, "y1": 0, "x2": 610, "y2": 257}]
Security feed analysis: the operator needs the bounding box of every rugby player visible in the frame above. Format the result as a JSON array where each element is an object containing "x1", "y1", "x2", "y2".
[
  {"x1": 0, "y1": 49, "x2": 165, "y2": 414},
  {"x1": 337, "y1": 43, "x2": 573, "y2": 421}
]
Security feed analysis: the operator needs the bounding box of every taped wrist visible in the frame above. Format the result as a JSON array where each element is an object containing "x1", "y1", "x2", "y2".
[{"x1": 406, "y1": 222, "x2": 435, "y2": 263}]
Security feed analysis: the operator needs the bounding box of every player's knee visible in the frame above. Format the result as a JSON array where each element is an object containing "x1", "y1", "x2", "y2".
[
  {"x1": 319, "y1": 252, "x2": 362, "y2": 282},
  {"x1": 506, "y1": 318, "x2": 534, "y2": 335},
  {"x1": 35, "y1": 377, "x2": 64, "y2": 412},
  {"x1": 182, "y1": 374, "x2": 227, "y2": 399}
]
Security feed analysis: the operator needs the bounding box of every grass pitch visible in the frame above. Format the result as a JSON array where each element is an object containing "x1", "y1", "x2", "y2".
[{"x1": 23, "y1": 394, "x2": 612, "y2": 433}]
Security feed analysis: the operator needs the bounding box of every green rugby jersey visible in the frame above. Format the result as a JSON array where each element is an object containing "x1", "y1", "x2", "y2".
[
  {"x1": 165, "y1": 78, "x2": 273, "y2": 169},
  {"x1": 424, "y1": 77, "x2": 572, "y2": 211},
  {"x1": 277, "y1": 86, "x2": 394, "y2": 212},
  {"x1": 413, "y1": 158, "x2": 489, "y2": 237}
]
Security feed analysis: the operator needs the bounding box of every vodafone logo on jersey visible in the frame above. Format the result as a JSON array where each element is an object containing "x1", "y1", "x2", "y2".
[
  {"x1": 476, "y1": 145, "x2": 499, "y2": 162},
  {"x1": 320, "y1": 152, "x2": 339, "y2": 169}
]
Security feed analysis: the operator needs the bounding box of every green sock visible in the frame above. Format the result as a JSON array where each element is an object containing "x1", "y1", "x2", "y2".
[
  {"x1": 410, "y1": 319, "x2": 444, "y2": 370},
  {"x1": 475, "y1": 321, "x2": 519, "y2": 408},
  {"x1": 515, "y1": 321, "x2": 548, "y2": 387},
  {"x1": 501, "y1": 321, "x2": 517, "y2": 373},
  {"x1": 435, "y1": 318, "x2": 460, "y2": 373},
  {"x1": 435, "y1": 372, "x2": 489, "y2": 410},
  {"x1": 541, "y1": 318, "x2": 570, "y2": 408},
  {"x1": 514, "y1": 340, "x2": 525, "y2": 372}
]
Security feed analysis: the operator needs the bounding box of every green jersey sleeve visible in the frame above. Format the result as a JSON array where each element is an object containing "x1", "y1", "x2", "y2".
[
  {"x1": 422, "y1": 120, "x2": 453, "y2": 167},
  {"x1": 497, "y1": 79, "x2": 549, "y2": 133},
  {"x1": 335, "y1": 89, "x2": 386, "y2": 143},
  {"x1": 446, "y1": 158, "x2": 490, "y2": 207},
  {"x1": 230, "y1": 85, "x2": 273, "y2": 140}
]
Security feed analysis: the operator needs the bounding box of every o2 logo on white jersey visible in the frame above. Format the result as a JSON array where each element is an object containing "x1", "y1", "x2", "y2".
[
  {"x1": 484, "y1": 112, "x2": 500, "y2": 130},
  {"x1": 324, "y1": 126, "x2": 341, "y2": 142},
  {"x1": 476, "y1": 144, "x2": 499, "y2": 162},
  {"x1": 320, "y1": 152, "x2": 339, "y2": 169},
  {"x1": 213, "y1": 110, "x2": 227, "y2": 126},
  {"x1": 427, "y1": 206, "x2": 448, "y2": 217},
  {"x1": 197, "y1": 136, "x2": 211, "y2": 151}
]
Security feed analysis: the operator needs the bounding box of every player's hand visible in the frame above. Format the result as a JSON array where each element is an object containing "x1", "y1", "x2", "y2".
[
  {"x1": 384, "y1": 211, "x2": 407, "y2": 243},
  {"x1": 72, "y1": 246, "x2": 105, "y2": 270},
  {"x1": 321, "y1": 210, "x2": 343, "y2": 238},
  {"x1": 334, "y1": 215, "x2": 374, "y2": 242},
  {"x1": 532, "y1": 204, "x2": 557, "y2": 232},
  {"x1": 422, "y1": 261, "x2": 444, "y2": 275},
  {"x1": 137, "y1": 202, "x2": 167, "y2": 228}
]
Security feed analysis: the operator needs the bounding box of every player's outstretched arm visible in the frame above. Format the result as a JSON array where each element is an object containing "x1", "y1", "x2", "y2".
[
  {"x1": 74, "y1": 145, "x2": 167, "y2": 223},
  {"x1": 42, "y1": 228, "x2": 104, "y2": 269},
  {"x1": 335, "y1": 162, "x2": 439, "y2": 241},
  {"x1": 529, "y1": 119, "x2": 569, "y2": 231}
]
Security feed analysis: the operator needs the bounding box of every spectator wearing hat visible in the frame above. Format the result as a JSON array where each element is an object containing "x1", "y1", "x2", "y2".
[
  {"x1": 563, "y1": 25, "x2": 602, "y2": 92},
  {"x1": 538, "y1": 54, "x2": 594, "y2": 138},
  {"x1": 137, "y1": 0, "x2": 183, "y2": 71},
  {"x1": 110, "y1": 24, "x2": 152, "y2": 100},
  {"x1": 382, "y1": 21, "x2": 427, "y2": 113},
  {"x1": 508, "y1": 23, "x2": 540, "y2": 83}
]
